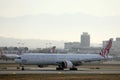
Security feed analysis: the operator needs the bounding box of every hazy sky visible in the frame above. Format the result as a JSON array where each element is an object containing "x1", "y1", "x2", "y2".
[{"x1": 0, "y1": 0, "x2": 120, "y2": 43}]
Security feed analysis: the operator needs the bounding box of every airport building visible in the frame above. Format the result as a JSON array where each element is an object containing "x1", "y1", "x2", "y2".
[
  {"x1": 64, "y1": 32, "x2": 90, "y2": 50},
  {"x1": 64, "y1": 32, "x2": 99, "y2": 53}
]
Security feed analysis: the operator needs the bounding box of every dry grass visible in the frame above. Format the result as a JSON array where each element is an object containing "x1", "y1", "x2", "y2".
[{"x1": 0, "y1": 74, "x2": 120, "y2": 80}]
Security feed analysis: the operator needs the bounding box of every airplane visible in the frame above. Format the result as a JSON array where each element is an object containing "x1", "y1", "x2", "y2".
[
  {"x1": 0, "y1": 49, "x2": 19, "y2": 60},
  {"x1": 15, "y1": 38, "x2": 113, "y2": 70}
]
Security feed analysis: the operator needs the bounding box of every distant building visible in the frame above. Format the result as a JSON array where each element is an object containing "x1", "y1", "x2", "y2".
[
  {"x1": 64, "y1": 32, "x2": 91, "y2": 52},
  {"x1": 0, "y1": 47, "x2": 29, "y2": 55},
  {"x1": 81, "y1": 32, "x2": 90, "y2": 48},
  {"x1": 64, "y1": 42, "x2": 80, "y2": 52},
  {"x1": 77, "y1": 47, "x2": 101, "y2": 54},
  {"x1": 64, "y1": 32, "x2": 90, "y2": 50}
]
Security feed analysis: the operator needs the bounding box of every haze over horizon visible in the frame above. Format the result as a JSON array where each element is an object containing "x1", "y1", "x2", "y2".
[
  {"x1": 0, "y1": 36, "x2": 102, "y2": 49},
  {"x1": 0, "y1": 0, "x2": 120, "y2": 43}
]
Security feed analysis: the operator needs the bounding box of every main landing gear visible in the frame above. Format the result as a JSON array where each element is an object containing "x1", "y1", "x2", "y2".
[
  {"x1": 56, "y1": 65, "x2": 78, "y2": 70},
  {"x1": 21, "y1": 66, "x2": 25, "y2": 70},
  {"x1": 56, "y1": 65, "x2": 64, "y2": 70},
  {"x1": 69, "y1": 67, "x2": 77, "y2": 70}
]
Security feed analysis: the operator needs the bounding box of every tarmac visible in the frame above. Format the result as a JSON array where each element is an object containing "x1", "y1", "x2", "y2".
[
  {"x1": 0, "y1": 67, "x2": 120, "y2": 74},
  {"x1": 0, "y1": 60, "x2": 120, "y2": 74}
]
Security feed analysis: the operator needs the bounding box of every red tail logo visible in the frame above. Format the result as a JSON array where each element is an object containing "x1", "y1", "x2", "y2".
[{"x1": 100, "y1": 38, "x2": 113, "y2": 58}]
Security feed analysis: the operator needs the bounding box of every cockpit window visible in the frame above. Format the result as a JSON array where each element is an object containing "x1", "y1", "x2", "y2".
[{"x1": 17, "y1": 57, "x2": 21, "y2": 59}]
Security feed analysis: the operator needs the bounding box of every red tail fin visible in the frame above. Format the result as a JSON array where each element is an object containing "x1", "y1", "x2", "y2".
[{"x1": 100, "y1": 38, "x2": 113, "y2": 58}]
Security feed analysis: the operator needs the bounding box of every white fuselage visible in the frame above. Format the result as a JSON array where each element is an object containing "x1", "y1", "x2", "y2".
[{"x1": 15, "y1": 53, "x2": 111, "y2": 65}]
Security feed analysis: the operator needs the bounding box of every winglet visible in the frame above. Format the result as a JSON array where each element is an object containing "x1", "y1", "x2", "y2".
[{"x1": 99, "y1": 38, "x2": 113, "y2": 58}]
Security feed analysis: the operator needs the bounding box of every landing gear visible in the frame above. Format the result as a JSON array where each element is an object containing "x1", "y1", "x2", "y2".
[
  {"x1": 56, "y1": 65, "x2": 78, "y2": 70},
  {"x1": 56, "y1": 67, "x2": 64, "y2": 70},
  {"x1": 70, "y1": 67, "x2": 77, "y2": 70},
  {"x1": 21, "y1": 66, "x2": 24, "y2": 70},
  {"x1": 56, "y1": 65, "x2": 64, "y2": 70}
]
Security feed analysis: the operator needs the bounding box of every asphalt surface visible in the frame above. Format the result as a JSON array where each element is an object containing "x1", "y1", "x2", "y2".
[
  {"x1": 0, "y1": 60, "x2": 120, "y2": 74},
  {"x1": 0, "y1": 67, "x2": 120, "y2": 74}
]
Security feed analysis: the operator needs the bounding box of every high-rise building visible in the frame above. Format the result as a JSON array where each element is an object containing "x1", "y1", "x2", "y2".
[{"x1": 81, "y1": 32, "x2": 90, "y2": 48}]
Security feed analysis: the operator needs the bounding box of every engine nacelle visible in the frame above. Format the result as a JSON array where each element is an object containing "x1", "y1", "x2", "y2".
[{"x1": 62, "y1": 61, "x2": 73, "y2": 68}]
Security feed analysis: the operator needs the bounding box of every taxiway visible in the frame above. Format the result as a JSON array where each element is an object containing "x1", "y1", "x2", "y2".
[{"x1": 0, "y1": 67, "x2": 120, "y2": 74}]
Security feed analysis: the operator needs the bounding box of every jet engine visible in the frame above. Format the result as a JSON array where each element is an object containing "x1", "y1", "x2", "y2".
[{"x1": 61, "y1": 61, "x2": 73, "y2": 68}]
